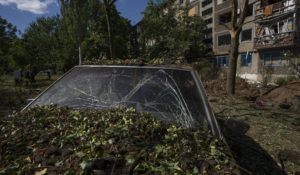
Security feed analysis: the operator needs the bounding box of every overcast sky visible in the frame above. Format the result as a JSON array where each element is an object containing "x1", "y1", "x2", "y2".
[{"x1": 0, "y1": 0, "x2": 149, "y2": 34}]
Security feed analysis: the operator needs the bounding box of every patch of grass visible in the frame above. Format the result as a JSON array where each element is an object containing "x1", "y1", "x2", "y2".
[
  {"x1": 0, "y1": 74, "x2": 61, "y2": 117},
  {"x1": 275, "y1": 76, "x2": 298, "y2": 86}
]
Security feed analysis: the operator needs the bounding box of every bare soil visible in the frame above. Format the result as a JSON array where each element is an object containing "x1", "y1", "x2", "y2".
[
  {"x1": 259, "y1": 80, "x2": 300, "y2": 112},
  {"x1": 204, "y1": 77, "x2": 261, "y2": 101}
]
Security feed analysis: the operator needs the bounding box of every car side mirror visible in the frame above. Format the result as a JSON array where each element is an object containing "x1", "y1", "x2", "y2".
[
  {"x1": 217, "y1": 117, "x2": 250, "y2": 136},
  {"x1": 26, "y1": 98, "x2": 35, "y2": 104}
]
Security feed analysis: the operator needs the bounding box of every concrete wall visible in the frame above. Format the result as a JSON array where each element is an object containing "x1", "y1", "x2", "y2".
[{"x1": 213, "y1": 0, "x2": 261, "y2": 81}]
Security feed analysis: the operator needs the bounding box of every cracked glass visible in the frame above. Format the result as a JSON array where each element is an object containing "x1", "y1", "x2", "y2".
[{"x1": 28, "y1": 66, "x2": 210, "y2": 129}]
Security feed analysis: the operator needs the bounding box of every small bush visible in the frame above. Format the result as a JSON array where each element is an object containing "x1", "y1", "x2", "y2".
[
  {"x1": 192, "y1": 60, "x2": 218, "y2": 81},
  {"x1": 275, "y1": 76, "x2": 297, "y2": 86},
  {"x1": 261, "y1": 66, "x2": 274, "y2": 87}
]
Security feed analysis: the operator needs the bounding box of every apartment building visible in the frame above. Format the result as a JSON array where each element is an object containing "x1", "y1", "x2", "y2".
[
  {"x1": 180, "y1": 0, "x2": 300, "y2": 82},
  {"x1": 253, "y1": 0, "x2": 300, "y2": 79},
  {"x1": 214, "y1": 0, "x2": 259, "y2": 81}
]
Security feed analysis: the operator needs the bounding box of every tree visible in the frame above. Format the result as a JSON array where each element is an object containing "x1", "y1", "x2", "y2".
[
  {"x1": 102, "y1": 0, "x2": 118, "y2": 59},
  {"x1": 83, "y1": 2, "x2": 132, "y2": 60},
  {"x1": 60, "y1": 0, "x2": 98, "y2": 64},
  {"x1": 226, "y1": 0, "x2": 249, "y2": 94},
  {"x1": 57, "y1": 14, "x2": 82, "y2": 71},
  {"x1": 9, "y1": 39, "x2": 28, "y2": 70},
  {"x1": 23, "y1": 16, "x2": 61, "y2": 75},
  {"x1": 0, "y1": 16, "x2": 17, "y2": 73},
  {"x1": 140, "y1": 0, "x2": 206, "y2": 60}
]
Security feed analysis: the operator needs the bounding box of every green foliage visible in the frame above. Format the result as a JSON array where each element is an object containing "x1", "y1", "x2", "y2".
[
  {"x1": 0, "y1": 106, "x2": 236, "y2": 174},
  {"x1": 275, "y1": 76, "x2": 298, "y2": 86},
  {"x1": 0, "y1": 16, "x2": 17, "y2": 73},
  {"x1": 192, "y1": 60, "x2": 219, "y2": 81},
  {"x1": 261, "y1": 66, "x2": 274, "y2": 87},
  {"x1": 83, "y1": 3, "x2": 132, "y2": 60},
  {"x1": 60, "y1": 0, "x2": 95, "y2": 43},
  {"x1": 22, "y1": 16, "x2": 61, "y2": 72},
  {"x1": 84, "y1": 58, "x2": 174, "y2": 66},
  {"x1": 140, "y1": 0, "x2": 206, "y2": 60}
]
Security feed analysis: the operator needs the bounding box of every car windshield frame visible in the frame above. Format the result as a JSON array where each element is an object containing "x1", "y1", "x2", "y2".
[{"x1": 23, "y1": 65, "x2": 224, "y2": 140}]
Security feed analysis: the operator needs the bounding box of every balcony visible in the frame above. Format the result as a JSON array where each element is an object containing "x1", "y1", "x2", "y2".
[
  {"x1": 254, "y1": 0, "x2": 296, "y2": 21},
  {"x1": 254, "y1": 31, "x2": 298, "y2": 48}
]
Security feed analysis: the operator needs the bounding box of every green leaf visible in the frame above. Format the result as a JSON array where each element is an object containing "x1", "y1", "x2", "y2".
[{"x1": 75, "y1": 151, "x2": 86, "y2": 158}]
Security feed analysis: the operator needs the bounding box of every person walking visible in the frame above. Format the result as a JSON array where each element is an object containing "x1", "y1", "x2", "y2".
[{"x1": 13, "y1": 69, "x2": 22, "y2": 86}]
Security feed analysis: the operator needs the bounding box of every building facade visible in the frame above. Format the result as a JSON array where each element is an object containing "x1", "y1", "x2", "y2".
[{"x1": 179, "y1": 0, "x2": 300, "y2": 82}]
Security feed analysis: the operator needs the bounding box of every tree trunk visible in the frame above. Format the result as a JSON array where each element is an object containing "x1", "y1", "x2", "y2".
[
  {"x1": 78, "y1": 44, "x2": 82, "y2": 65},
  {"x1": 226, "y1": 30, "x2": 241, "y2": 95},
  {"x1": 104, "y1": 6, "x2": 114, "y2": 59}
]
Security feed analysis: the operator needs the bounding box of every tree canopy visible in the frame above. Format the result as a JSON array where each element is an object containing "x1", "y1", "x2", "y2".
[
  {"x1": 60, "y1": 0, "x2": 99, "y2": 64},
  {"x1": 0, "y1": 16, "x2": 17, "y2": 73},
  {"x1": 0, "y1": 0, "x2": 211, "y2": 74},
  {"x1": 140, "y1": 0, "x2": 206, "y2": 60},
  {"x1": 23, "y1": 16, "x2": 61, "y2": 72}
]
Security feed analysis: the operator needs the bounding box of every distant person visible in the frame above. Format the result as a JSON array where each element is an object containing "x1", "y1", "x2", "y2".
[
  {"x1": 25, "y1": 69, "x2": 30, "y2": 86},
  {"x1": 29, "y1": 69, "x2": 35, "y2": 83},
  {"x1": 47, "y1": 69, "x2": 51, "y2": 80},
  {"x1": 13, "y1": 69, "x2": 22, "y2": 86}
]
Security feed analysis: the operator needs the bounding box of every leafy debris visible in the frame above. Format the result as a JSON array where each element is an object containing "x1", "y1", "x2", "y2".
[{"x1": 0, "y1": 105, "x2": 238, "y2": 174}]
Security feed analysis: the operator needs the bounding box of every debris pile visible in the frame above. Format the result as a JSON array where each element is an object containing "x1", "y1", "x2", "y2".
[
  {"x1": 0, "y1": 106, "x2": 238, "y2": 175},
  {"x1": 83, "y1": 58, "x2": 185, "y2": 66},
  {"x1": 204, "y1": 78, "x2": 260, "y2": 100},
  {"x1": 260, "y1": 80, "x2": 300, "y2": 112}
]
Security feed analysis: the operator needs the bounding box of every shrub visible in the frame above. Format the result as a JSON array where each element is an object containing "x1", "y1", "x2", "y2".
[
  {"x1": 275, "y1": 76, "x2": 297, "y2": 86},
  {"x1": 192, "y1": 60, "x2": 218, "y2": 81}
]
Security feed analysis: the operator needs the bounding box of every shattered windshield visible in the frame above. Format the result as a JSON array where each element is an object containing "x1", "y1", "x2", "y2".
[{"x1": 28, "y1": 66, "x2": 210, "y2": 129}]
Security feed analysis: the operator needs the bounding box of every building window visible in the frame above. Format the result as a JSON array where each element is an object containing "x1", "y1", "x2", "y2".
[
  {"x1": 240, "y1": 53, "x2": 252, "y2": 67},
  {"x1": 202, "y1": 0, "x2": 212, "y2": 7},
  {"x1": 262, "y1": 50, "x2": 289, "y2": 66},
  {"x1": 240, "y1": 29, "x2": 252, "y2": 42},
  {"x1": 217, "y1": 55, "x2": 229, "y2": 67},
  {"x1": 205, "y1": 28, "x2": 212, "y2": 38},
  {"x1": 205, "y1": 18, "x2": 213, "y2": 24},
  {"x1": 219, "y1": 12, "x2": 231, "y2": 24},
  {"x1": 206, "y1": 28, "x2": 212, "y2": 34},
  {"x1": 246, "y1": 4, "x2": 253, "y2": 17},
  {"x1": 179, "y1": 0, "x2": 184, "y2": 4},
  {"x1": 217, "y1": 33, "x2": 231, "y2": 46},
  {"x1": 202, "y1": 8, "x2": 213, "y2": 16},
  {"x1": 203, "y1": 38, "x2": 212, "y2": 44}
]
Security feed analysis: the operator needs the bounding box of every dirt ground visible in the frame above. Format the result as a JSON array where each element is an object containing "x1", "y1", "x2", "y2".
[
  {"x1": 204, "y1": 77, "x2": 261, "y2": 101},
  {"x1": 259, "y1": 80, "x2": 300, "y2": 112},
  {"x1": 204, "y1": 78, "x2": 300, "y2": 175}
]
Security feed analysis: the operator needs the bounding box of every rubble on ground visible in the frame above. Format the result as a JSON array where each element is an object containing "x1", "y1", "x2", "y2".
[
  {"x1": 204, "y1": 78, "x2": 261, "y2": 101},
  {"x1": 260, "y1": 80, "x2": 300, "y2": 112}
]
